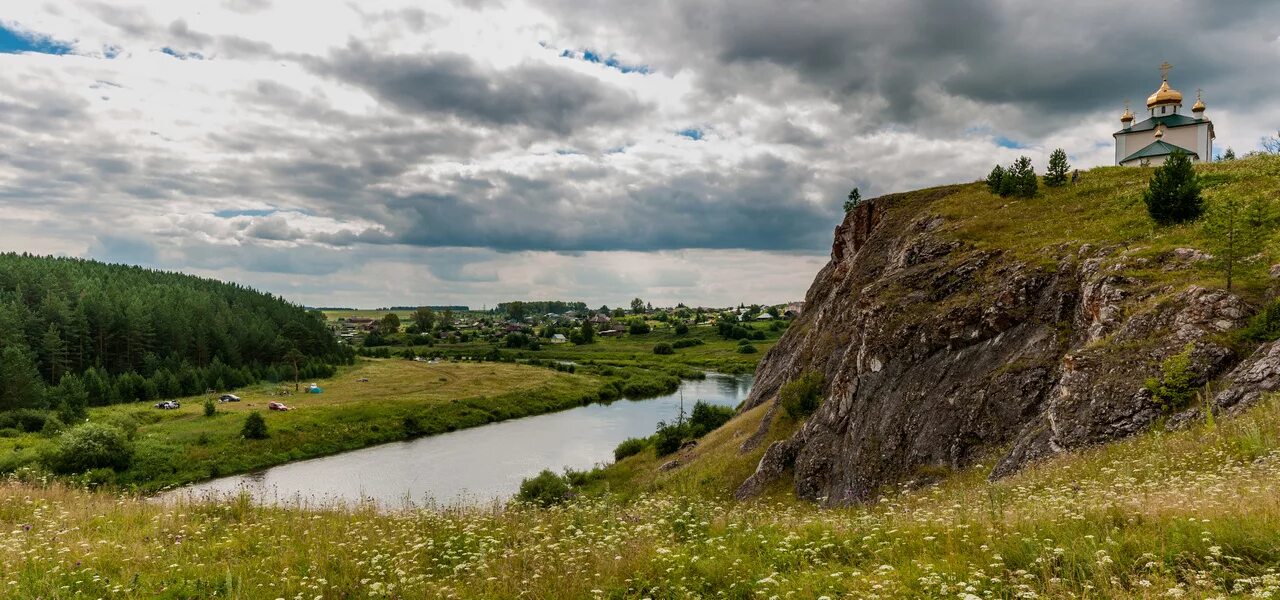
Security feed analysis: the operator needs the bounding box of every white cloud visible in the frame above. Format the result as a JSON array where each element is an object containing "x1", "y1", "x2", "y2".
[{"x1": 2, "y1": 0, "x2": 1277, "y2": 307}]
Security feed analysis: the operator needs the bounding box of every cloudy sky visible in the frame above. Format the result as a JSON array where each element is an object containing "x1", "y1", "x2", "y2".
[{"x1": 2, "y1": 1, "x2": 1278, "y2": 309}]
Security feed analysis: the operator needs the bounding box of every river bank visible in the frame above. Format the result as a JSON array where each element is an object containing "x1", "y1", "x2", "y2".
[{"x1": 164, "y1": 372, "x2": 753, "y2": 506}]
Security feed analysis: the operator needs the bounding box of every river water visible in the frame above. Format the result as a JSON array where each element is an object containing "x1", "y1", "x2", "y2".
[{"x1": 164, "y1": 372, "x2": 753, "y2": 507}]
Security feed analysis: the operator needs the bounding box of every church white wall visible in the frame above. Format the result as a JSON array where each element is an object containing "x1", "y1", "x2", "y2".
[
  {"x1": 1160, "y1": 127, "x2": 1200, "y2": 157},
  {"x1": 1115, "y1": 122, "x2": 1213, "y2": 166}
]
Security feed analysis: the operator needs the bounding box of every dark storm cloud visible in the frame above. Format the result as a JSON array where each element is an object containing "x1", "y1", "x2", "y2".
[
  {"x1": 536, "y1": 0, "x2": 1280, "y2": 135},
  {"x1": 379, "y1": 154, "x2": 832, "y2": 252},
  {"x1": 315, "y1": 44, "x2": 650, "y2": 136}
]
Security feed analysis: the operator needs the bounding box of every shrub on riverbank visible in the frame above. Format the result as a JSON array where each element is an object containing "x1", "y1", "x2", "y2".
[
  {"x1": 43, "y1": 423, "x2": 133, "y2": 474},
  {"x1": 241, "y1": 412, "x2": 268, "y2": 439},
  {"x1": 613, "y1": 437, "x2": 649, "y2": 461}
]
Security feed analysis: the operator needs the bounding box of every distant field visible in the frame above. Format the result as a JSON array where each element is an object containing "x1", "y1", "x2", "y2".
[
  {"x1": 320, "y1": 308, "x2": 417, "y2": 321},
  {"x1": 432, "y1": 321, "x2": 782, "y2": 373},
  {"x1": 0, "y1": 360, "x2": 604, "y2": 492}
]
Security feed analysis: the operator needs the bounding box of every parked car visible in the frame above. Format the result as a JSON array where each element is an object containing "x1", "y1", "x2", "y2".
[
  {"x1": 268, "y1": 402, "x2": 291, "y2": 411},
  {"x1": 219, "y1": 394, "x2": 241, "y2": 403},
  {"x1": 154, "y1": 400, "x2": 180, "y2": 410}
]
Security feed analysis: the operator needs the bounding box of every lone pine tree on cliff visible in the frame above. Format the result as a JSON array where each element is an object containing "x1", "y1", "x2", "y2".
[{"x1": 1143, "y1": 149, "x2": 1202, "y2": 225}]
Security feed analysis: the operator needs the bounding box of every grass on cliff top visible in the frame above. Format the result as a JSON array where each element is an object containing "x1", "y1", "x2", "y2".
[
  {"x1": 4, "y1": 390, "x2": 1280, "y2": 598},
  {"x1": 0, "y1": 360, "x2": 603, "y2": 493},
  {"x1": 931, "y1": 153, "x2": 1280, "y2": 302}
]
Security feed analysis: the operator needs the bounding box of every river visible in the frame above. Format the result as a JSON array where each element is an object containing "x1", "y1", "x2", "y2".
[{"x1": 164, "y1": 372, "x2": 753, "y2": 507}]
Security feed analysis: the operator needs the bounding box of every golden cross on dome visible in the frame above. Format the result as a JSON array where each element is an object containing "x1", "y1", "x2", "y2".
[
  {"x1": 1197, "y1": 88, "x2": 1203, "y2": 100},
  {"x1": 1159, "y1": 61, "x2": 1172, "y2": 81}
]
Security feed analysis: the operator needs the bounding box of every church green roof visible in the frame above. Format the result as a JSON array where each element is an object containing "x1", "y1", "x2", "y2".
[
  {"x1": 1121, "y1": 140, "x2": 1198, "y2": 164},
  {"x1": 1114, "y1": 113, "x2": 1203, "y2": 136}
]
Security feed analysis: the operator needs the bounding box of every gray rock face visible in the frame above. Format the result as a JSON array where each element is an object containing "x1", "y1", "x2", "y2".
[
  {"x1": 1213, "y1": 341, "x2": 1280, "y2": 412},
  {"x1": 737, "y1": 191, "x2": 1260, "y2": 505}
]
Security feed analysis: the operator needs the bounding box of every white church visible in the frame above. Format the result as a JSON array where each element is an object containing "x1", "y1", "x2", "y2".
[{"x1": 1114, "y1": 63, "x2": 1215, "y2": 166}]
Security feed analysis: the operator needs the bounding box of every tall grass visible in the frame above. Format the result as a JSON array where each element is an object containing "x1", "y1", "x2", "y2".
[{"x1": 5, "y1": 393, "x2": 1279, "y2": 598}]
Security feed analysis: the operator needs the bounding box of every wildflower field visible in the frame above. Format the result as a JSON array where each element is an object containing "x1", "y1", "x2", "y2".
[{"x1": 3, "y1": 392, "x2": 1280, "y2": 599}]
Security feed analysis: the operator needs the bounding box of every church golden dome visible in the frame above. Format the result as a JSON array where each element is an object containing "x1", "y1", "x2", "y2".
[
  {"x1": 1192, "y1": 89, "x2": 1206, "y2": 112},
  {"x1": 1146, "y1": 79, "x2": 1183, "y2": 108},
  {"x1": 1121, "y1": 106, "x2": 1134, "y2": 122}
]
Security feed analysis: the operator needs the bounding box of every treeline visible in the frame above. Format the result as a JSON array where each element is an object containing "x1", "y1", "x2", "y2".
[
  {"x1": 0, "y1": 254, "x2": 352, "y2": 421},
  {"x1": 497, "y1": 301, "x2": 588, "y2": 320},
  {"x1": 384, "y1": 305, "x2": 469, "y2": 312}
]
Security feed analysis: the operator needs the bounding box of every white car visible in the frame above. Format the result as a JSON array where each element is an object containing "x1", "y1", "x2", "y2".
[
  {"x1": 154, "y1": 400, "x2": 180, "y2": 410},
  {"x1": 219, "y1": 394, "x2": 241, "y2": 403}
]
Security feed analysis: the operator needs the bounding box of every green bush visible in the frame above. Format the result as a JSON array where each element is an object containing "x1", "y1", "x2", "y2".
[
  {"x1": 654, "y1": 422, "x2": 685, "y2": 456},
  {"x1": 780, "y1": 371, "x2": 824, "y2": 419},
  {"x1": 672, "y1": 338, "x2": 704, "y2": 349},
  {"x1": 613, "y1": 437, "x2": 649, "y2": 461},
  {"x1": 241, "y1": 412, "x2": 269, "y2": 439},
  {"x1": 204, "y1": 398, "x2": 216, "y2": 417},
  {"x1": 653, "y1": 343, "x2": 674, "y2": 355},
  {"x1": 1145, "y1": 343, "x2": 1196, "y2": 411},
  {"x1": 516, "y1": 469, "x2": 571, "y2": 506},
  {"x1": 628, "y1": 319, "x2": 651, "y2": 335},
  {"x1": 0, "y1": 409, "x2": 53, "y2": 433},
  {"x1": 736, "y1": 344, "x2": 758, "y2": 354},
  {"x1": 44, "y1": 423, "x2": 134, "y2": 474},
  {"x1": 673, "y1": 322, "x2": 689, "y2": 335},
  {"x1": 688, "y1": 401, "x2": 734, "y2": 437},
  {"x1": 402, "y1": 414, "x2": 425, "y2": 437},
  {"x1": 1239, "y1": 300, "x2": 1280, "y2": 342}
]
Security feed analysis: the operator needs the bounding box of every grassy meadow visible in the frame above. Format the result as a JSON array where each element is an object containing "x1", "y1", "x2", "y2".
[
  {"x1": 0, "y1": 360, "x2": 606, "y2": 492},
  {"x1": 3, "y1": 391, "x2": 1279, "y2": 598}
]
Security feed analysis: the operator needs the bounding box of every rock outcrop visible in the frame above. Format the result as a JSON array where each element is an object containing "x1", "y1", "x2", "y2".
[{"x1": 737, "y1": 190, "x2": 1261, "y2": 505}]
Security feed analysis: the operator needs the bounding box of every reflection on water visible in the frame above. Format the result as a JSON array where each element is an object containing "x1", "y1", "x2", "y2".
[{"x1": 165, "y1": 372, "x2": 753, "y2": 507}]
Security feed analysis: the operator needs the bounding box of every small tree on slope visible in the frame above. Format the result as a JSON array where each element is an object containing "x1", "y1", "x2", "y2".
[
  {"x1": 985, "y1": 165, "x2": 1005, "y2": 195},
  {"x1": 1144, "y1": 150, "x2": 1202, "y2": 225},
  {"x1": 1007, "y1": 156, "x2": 1038, "y2": 198},
  {"x1": 1202, "y1": 196, "x2": 1270, "y2": 291},
  {"x1": 1045, "y1": 148, "x2": 1070, "y2": 187}
]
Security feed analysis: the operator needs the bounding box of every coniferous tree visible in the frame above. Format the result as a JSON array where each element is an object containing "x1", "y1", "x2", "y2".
[
  {"x1": 1202, "y1": 196, "x2": 1271, "y2": 291},
  {"x1": 1008, "y1": 156, "x2": 1038, "y2": 198},
  {"x1": 843, "y1": 187, "x2": 862, "y2": 212},
  {"x1": 1045, "y1": 148, "x2": 1070, "y2": 187},
  {"x1": 241, "y1": 411, "x2": 268, "y2": 439},
  {"x1": 985, "y1": 165, "x2": 1005, "y2": 195},
  {"x1": 49, "y1": 373, "x2": 88, "y2": 423},
  {"x1": 579, "y1": 320, "x2": 595, "y2": 345},
  {"x1": 1143, "y1": 150, "x2": 1203, "y2": 225},
  {"x1": 0, "y1": 346, "x2": 45, "y2": 411},
  {"x1": 40, "y1": 324, "x2": 68, "y2": 383}
]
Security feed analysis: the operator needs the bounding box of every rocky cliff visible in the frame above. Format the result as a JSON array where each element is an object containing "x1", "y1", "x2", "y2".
[{"x1": 737, "y1": 183, "x2": 1280, "y2": 505}]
